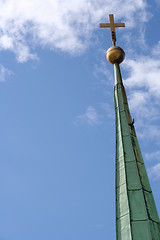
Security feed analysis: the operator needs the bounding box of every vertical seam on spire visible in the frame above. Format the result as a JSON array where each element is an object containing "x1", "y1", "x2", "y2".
[{"x1": 114, "y1": 63, "x2": 132, "y2": 239}]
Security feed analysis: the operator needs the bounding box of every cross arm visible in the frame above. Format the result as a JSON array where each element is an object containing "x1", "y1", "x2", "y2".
[{"x1": 100, "y1": 23, "x2": 125, "y2": 28}]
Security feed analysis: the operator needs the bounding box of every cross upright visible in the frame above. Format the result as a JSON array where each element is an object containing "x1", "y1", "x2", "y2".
[{"x1": 100, "y1": 14, "x2": 125, "y2": 46}]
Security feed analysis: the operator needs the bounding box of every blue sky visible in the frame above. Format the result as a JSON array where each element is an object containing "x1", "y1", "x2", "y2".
[{"x1": 0, "y1": 0, "x2": 160, "y2": 239}]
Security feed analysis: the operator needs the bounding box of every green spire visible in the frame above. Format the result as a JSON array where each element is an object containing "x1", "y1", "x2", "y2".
[
  {"x1": 100, "y1": 13, "x2": 160, "y2": 239},
  {"x1": 114, "y1": 63, "x2": 160, "y2": 239}
]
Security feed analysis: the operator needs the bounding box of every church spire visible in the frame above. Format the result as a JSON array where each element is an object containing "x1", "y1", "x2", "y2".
[{"x1": 100, "y1": 14, "x2": 160, "y2": 239}]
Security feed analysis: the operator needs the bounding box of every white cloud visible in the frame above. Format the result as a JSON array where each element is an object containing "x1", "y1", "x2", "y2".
[
  {"x1": 149, "y1": 163, "x2": 160, "y2": 180},
  {"x1": 16, "y1": 44, "x2": 38, "y2": 63},
  {"x1": 124, "y1": 58, "x2": 160, "y2": 97},
  {"x1": 0, "y1": 0, "x2": 148, "y2": 62},
  {"x1": 0, "y1": 35, "x2": 14, "y2": 50},
  {"x1": 152, "y1": 41, "x2": 160, "y2": 56},
  {"x1": 0, "y1": 65, "x2": 12, "y2": 82},
  {"x1": 122, "y1": 53, "x2": 160, "y2": 140},
  {"x1": 74, "y1": 106, "x2": 101, "y2": 126}
]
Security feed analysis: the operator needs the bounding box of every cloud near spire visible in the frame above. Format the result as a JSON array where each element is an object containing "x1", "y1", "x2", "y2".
[
  {"x1": 74, "y1": 106, "x2": 102, "y2": 126},
  {"x1": 0, "y1": 0, "x2": 148, "y2": 62}
]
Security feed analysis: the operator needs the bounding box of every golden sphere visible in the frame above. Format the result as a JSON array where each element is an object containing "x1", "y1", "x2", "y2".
[{"x1": 106, "y1": 46, "x2": 125, "y2": 64}]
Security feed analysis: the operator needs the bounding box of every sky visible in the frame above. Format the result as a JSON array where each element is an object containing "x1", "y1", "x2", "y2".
[{"x1": 0, "y1": 0, "x2": 160, "y2": 239}]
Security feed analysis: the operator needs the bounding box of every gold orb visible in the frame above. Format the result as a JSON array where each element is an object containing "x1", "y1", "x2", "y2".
[{"x1": 106, "y1": 46, "x2": 125, "y2": 64}]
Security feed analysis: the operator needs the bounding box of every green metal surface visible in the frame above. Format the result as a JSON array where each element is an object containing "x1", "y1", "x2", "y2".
[{"x1": 114, "y1": 63, "x2": 160, "y2": 239}]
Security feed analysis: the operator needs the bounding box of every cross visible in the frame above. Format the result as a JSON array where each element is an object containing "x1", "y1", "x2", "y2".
[{"x1": 100, "y1": 14, "x2": 125, "y2": 46}]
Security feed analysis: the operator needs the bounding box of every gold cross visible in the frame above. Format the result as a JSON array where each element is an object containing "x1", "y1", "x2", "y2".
[{"x1": 100, "y1": 14, "x2": 125, "y2": 46}]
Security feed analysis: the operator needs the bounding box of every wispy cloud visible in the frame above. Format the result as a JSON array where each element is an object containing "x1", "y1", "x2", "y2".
[
  {"x1": 120, "y1": 49, "x2": 160, "y2": 181},
  {"x1": 94, "y1": 61, "x2": 113, "y2": 85},
  {"x1": 0, "y1": 0, "x2": 148, "y2": 62},
  {"x1": 100, "y1": 102, "x2": 114, "y2": 119},
  {"x1": 149, "y1": 163, "x2": 160, "y2": 180},
  {"x1": 122, "y1": 52, "x2": 160, "y2": 141},
  {"x1": 74, "y1": 106, "x2": 101, "y2": 126},
  {"x1": 152, "y1": 41, "x2": 160, "y2": 56},
  {"x1": 145, "y1": 151, "x2": 160, "y2": 161},
  {"x1": 0, "y1": 65, "x2": 12, "y2": 82},
  {"x1": 154, "y1": 0, "x2": 160, "y2": 7}
]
